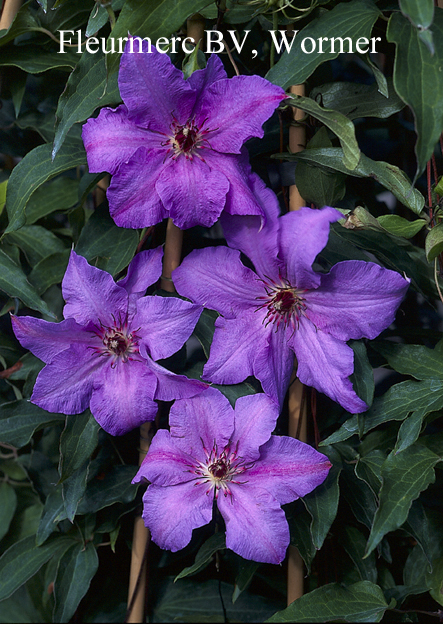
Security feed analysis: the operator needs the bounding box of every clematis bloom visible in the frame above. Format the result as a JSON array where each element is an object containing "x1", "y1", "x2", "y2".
[
  {"x1": 173, "y1": 194, "x2": 410, "y2": 413},
  {"x1": 82, "y1": 40, "x2": 286, "y2": 230},
  {"x1": 12, "y1": 249, "x2": 205, "y2": 435},
  {"x1": 133, "y1": 387, "x2": 331, "y2": 564}
]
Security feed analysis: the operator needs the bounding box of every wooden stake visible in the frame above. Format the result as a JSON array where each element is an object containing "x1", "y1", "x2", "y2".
[{"x1": 0, "y1": 0, "x2": 23, "y2": 31}]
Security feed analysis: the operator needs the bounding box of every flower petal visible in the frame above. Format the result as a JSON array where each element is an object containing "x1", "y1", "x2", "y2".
[
  {"x1": 134, "y1": 295, "x2": 202, "y2": 361},
  {"x1": 134, "y1": 429, "x2": 196, "y2": 487},
  {"x1": 173, "y1": 246, "x2": 262, "y2": 318},
  {"x1": 62, "y1": 251, "x2": 128, "y2": 326},
  {"x1": 279, "y1": 207, "x2": 342, "y2": 289},
  {"x1": 117, "y1": 246, "x2": 163, "y2": 296},
  {"x1": 140, "y1": 481, "x2": 213, "y2": 552},
  {"x1": 247, "y1": 436, "x2": 331, "y2": 505},
  {"x1": 232, "y1": 393, "x2": 278, "y2": 463},
  {"x1": 147, "y1": 358, "x2": 208, "y2": 402},
  {"x1": 107, "y1": 147, "x2": 168, "y2": 229},
  {"x1": 89, "y1": 359, "x2": 158, "y2": 435},
  {"x1": 306, "y1": 260, "x2": 410, "y2": 341},
  {"x1": 197, "y1": 75, "x2": 286, "y2": 154},
  {"x1": 156, "y1": 156, "x2": 229, "y2": 229},
  {"x1": 82, "y1": 105, "x2": 156, "y2": 175},
  {"x1": 187, "y1": 53, "x2": 227, "y2": 93},
  {"x1": 291, "y1": 319, "x2": 367, "y2": 413},
  {"x1": 31, "y1": 343, "x2": 104, "y2": 415},
  {"x1": 168, "y1": 387, "x2": 234, "y2": 459},
  {"x1": 11, "y1": 315, "x2": 88, "y2": 363},
  {"x1": 217, "y1": 483, "x2": 289, "y2": 564},
  {"x1": 119, "y1": 40, "x2": 195, "y2": 132},
  {"x1": 253, "y1": 327, "x2": 295, "y2": 407}
]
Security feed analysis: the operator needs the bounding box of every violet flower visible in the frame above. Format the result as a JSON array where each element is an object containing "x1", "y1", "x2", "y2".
[
  {"x1": 173, "y1": 189, "x2": 410, "y2": 413},
  {"x1": 12, "y1": 249, "x2": 206, "y2": 436},
  {"x1": 82, "y1": 40, "x2": 286, "y2": 230},
  {"x1": 133, "y1": 387, "x2": 331, "y2": 564}
]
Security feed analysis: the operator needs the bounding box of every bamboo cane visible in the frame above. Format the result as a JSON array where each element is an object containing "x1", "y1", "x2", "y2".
[{"x1": 0, "y1": 0, "x2": 22, "y2": 31}]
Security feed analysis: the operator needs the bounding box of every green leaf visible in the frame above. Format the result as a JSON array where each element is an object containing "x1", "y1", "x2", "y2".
[
  {"x1": 75, "y1": 205, "x2": 139, "y2": 276},
  {"x1": 106, "y1": 0, "x2": 215, "y2": 75},
  {"x1": 0, "y1": 535, "x2": 72, "y2": 602},
  {"x1": 387, "y1": 11, "x2": 443, "y2": 180},
  {"x1": 4, "y1": 141, "x2": 86, "y2": 233},
  {"x1": 58, "y1": 411, "x2": 100, "y2": 482},
  {"x1": 0, "y1": 180, "x2": 7, "y2": 217},
  {"x1": 288, "y1": 505, "x2": 317, "y2": 573},
  {"x1": 53, "y1": 50, "x2": 121, "y2": 159},
  {"x1": 62, "y1": 461, "x2": 90, "y2": 522},
  {"x1": 232, "y1": 560, "x2": 260, "y2": 604},
  {"x1": 371, "y1": 341, "x2": 443, "y2": 380},
  {"x1": 342, "y1": 526, "x2": 377, "y2": 584},
  {"x1": 0, "y1": 482, "x2": 17, "y2": 542},
  {"x1": 376, "y1": 215, "x2": 426, "y2": 239},
  {"x1": 0, "y1": 46, "x2": 77, "y2": 73},
  {"x1": 279, "y1": 147, "x2": 425, "y2": 214},
  {"x1": 0, "y1": 400, "x2": 65, "y2": 448},
  {"x1": 426, "y1": 556, "x2": 443, "y2": 606},
  {"x1": 286, "y1": 95, "x2": 360, "y2": 170},
  {"x1": 355, "y1": 450, "x2": 385, "y2": 495},
  {"x1": 86, "y1": 0, "x2": 125, "y2": 36},
  {"x1": 309, "y1": 80, "x2": 404, "y2": 121},
  {"x1": 365, "y1": 445, "x2": 441, "y2": 556},
  {"x1": 0, "y1": 250, "x2": 56, "y2": 318},
  {"x1": 350, "y1": 341, "x2": 374, "y2": 408},
  {"x1": 53, "y1": 542, "x2": 99, "y2": 623},
  {"x1": 76, "y1": 465, "x2": 138, "y2": 514},
  {"x1": 175, "y1": 532, "x2": 226, "y2": 581},
  {"x1": 303, "y1": 448, "x2": 341, "y2": 550},
  {"x1": 394, "y1": 408, "x2": 427, "y2": 453},
  {"x1": 193, "y1": 308, "x2": 218, "y2": 359},
  {"x1": 25, "y1": 177, "x2": 79, "y2": 225},
  {"x1": 36, "y1": 488, "x2": 65, "y2": 546},
  {"x1": 6, "y1": 225, "x2": 66, "y2": 266},
  {"x1": 266, "y1": 0, "x2": 381, "y2": 89},
  {"x1": 267, "y1": 581, "x2": 392, "y2": 623},
  {"x1": 399, "y1": 0, "x2": 434, "y2": 29},
  {"x1": 28, "y1": 251, "x2": 70, "y2": 295},
  {"x1": 425, "y1": 222, "x2": 443, "y2": 262}
]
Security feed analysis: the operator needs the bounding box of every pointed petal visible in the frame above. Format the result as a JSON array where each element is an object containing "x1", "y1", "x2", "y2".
[
  {"x1": 279, "y1": 207, "x2": 342, "y2": 289},
  {"x1": 135, "y1": 295, "x2": 202, "y2": 361},
  {"x1": 134, "y1": 429, "x2": 196, "y2": 487},
  {"x1": 147, "y1": 358, "x2": 208, "y2": 402},
  {"x1": 117, "y1": 247, "x2": 163, "y2": 296},
  {"x1": 156, "y1": 156, "x2": 229, "y2": 229},
  {"x1": 31, "y1": 343, "x2": 104, "y2": 415},
  {"x1": 11, "y1": 315, "x2": 88, "y2": 363},
  {"x1": 187, "y1": 53, "x2": 227, "y2": 93},
  {"x1": 168, "y1": 387, "x2": 234, "y2": 459},
  {"x1": 82, "y1": 105, "x2": 156, "y2": 175},
  {"x1": 107, "y1": 147, "x2": 168, "y2": 228},
  {"x1": 253, "y1": 328, "x2": 295, "y2": 407},
  {"x1": 197, "y1": 75, "x2": 286, "y2": 153},
  {"x1": 173, "y1": 247, "x2": 262, "y2": 318},
  {"x1": 119, "y1": 40, "x2": 195, "y2": 132},
  {"x1": 62, "y1": 251, "x2": 128, "y2": 326},
  {"x1": 89, "y1": 359, "x2": 158, "y2": 435},
  {"x1": 232, "y1": 393, "x2": 278, "y2": 462},
  {"x1": 291, "y1": 320, "x2": 367, "y2": 413},
  {"x1": 306, "y1": 260, "x2": 410, "y2": 341},
  {"x1": 140, "y1": 481, "x2": 213, "y2": 552},
  {"x1": 247, "y1": 436, "x2": 331, "y2": 505},
  {"x1": 217, "y1": 484, "x2": 289, "y2": 564}
]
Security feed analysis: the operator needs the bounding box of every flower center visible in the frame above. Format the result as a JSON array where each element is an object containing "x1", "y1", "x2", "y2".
[
  {"x1": 208, "y1": 458, "x2": 230, "y2": 480},
  {"x1": 166, "y1": 117, "x2": 211, "y2": 161},
  {"x1": 90, "y1": 317, "x2": 140, "y2": 366},
  {"x1": 256, "y1": 277, "x2": 307, "y2": 331}
]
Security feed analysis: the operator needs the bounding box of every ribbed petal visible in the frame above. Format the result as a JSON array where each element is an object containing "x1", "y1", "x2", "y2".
[
  {"x1": 147, "y1": 358, "x2": 208, "y2": 402},
  {"x1": 11, "y1": 315, "x2": 88, "y2": 363},
  {"x1": 217, "y1": 483, "x2": 289, "y2": 564},
  {"x1": 82, "y1": 105, "x2": 155, "y2": 175},
  {"x1": 196, "y1": 75, "x2": 286, "y2": 154},
  {"x1": 187, "y1": 53, "x2": 227, "y2": 94},
  {"x1": 253, "y1": 327, "x2": 295, "y2": 408},
  {"x1": 156, "y1": 156, "x2": 229, "y2": 229},
  {"x1": 134, "y1": 429, "x2": 196, "y2": 487},
  {"x1": 232, "y1": 394, "x2": 278, "y2": 463},
  {"x1": 247, "y1": 436, "x2": 331, "y2": 505},
  {"x1": 168, "y1": 387, "x2": 234, "y2": 458},
  {"x1": 141, "y1": 481, "x2": 213, "y2": 552},
  {"x1": 291, "y1": 319, "x2": 367, "y2": 413},
  {"x1": 306, "y1": 261, "x2": 410, "y2": 341},
  {"x1": 119, "y1": 40, "x2": 195, "y2": 132},
  {"x1": 278, "y1": 207, "x2": 342, "y2": 290},
  {"x1": 31, "y1": 343, "x2": 104, "y2": 415},
  {"x1": 107, "y1": 147, "x2": 168, "y2": 229},
  {"x1": 62, "y1": 251, "x2": 128, "y2": 326},
  {"x1": 203, "y1": 313, "x2": 267, "y2": 386},
  {"x1": 89, "y1": 359, "x2": 158, "y2": 435},
  {"x1": 173, "y1": 247, "x2": 262, "y2": 318},
  {"x1": 135, "y1": 295, "x2": 202, "y2": 361},
  {"x1": 117, "y1": 246, "x2": 163, "y2": 296}
]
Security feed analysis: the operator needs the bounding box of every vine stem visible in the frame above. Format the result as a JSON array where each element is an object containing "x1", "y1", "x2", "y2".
[{"x1": 287, "y1": 78, "x2": 308, "y2": 606}]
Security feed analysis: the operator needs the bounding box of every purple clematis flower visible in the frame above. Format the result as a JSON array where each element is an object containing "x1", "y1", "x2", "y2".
[
  {"x1": 133, "y1": 387, "x2": 331, "y2": 564},
  {"x1": 173, "y1": 189, "x2": 410, "y2": 413},
  {"x1": 82, "y1": 40, "x2": 286, "y2": 230},
  {"x1": 12, "y1": 249, "x2": 206, "y2": 436}
]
